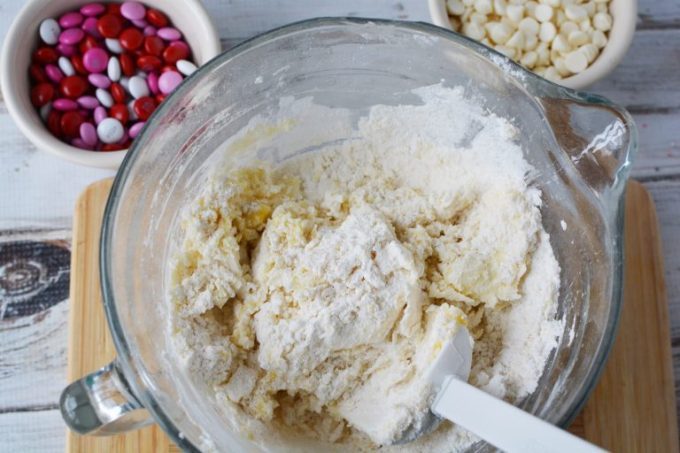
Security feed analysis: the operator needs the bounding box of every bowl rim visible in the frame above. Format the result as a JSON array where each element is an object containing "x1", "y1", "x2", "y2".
[
  {"x1": 100, "y1": 17, "x2": 633, "y2": 451},
  {"x1": 427, "y1": 0, "x2": 637, "y2": 89},
  {"x1": 0, "y1": 0, "x2": 222, "y2": 169}
]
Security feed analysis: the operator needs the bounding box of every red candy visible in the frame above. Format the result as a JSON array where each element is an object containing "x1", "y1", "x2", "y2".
[
  {"x1": 97, "y1": 14, "x2": 123, "y2": 38},
  {"x1": 119, "y1": 28, "x2": 144, "y2": 51},
  {"x1": 162, "y1": 41, "x2": 189, "y2": 64},
  {"x1": 101, "y1": 143, "x2": 126, "y2": 151},
  {"x1": 119, "y1": 53, "x2": 136, "y2": 76},
  {"x1": 79, "y1": 35, "x2": 100, "y2": 54},
  {"x1": 71, "y1": 55, "x2": 88, "y2": 75},
  {"x1": 110, "y1": 82, "x2": 126, "y2": 103},
  {"x1": 59, "y1": 75, "x2": 88, "y2": 98},
  {"x1": 136, "y1": 55, "x2": 162, "y2": 72},
  {"x1": 133, "y1": 96, "x2": 156, "y2": 120},
  {"x1": 106, "y1": 3, "x2": 121, "y2": 15},
  {"x1": 109, "y1": 103, "x2": 129, "y2": 124},
  {"x1": 143, "y1": 36, "x2": 164, "y2": 56},
  {"x1": 60, "y1": 111, "x2": 84, "y2": 138},
  {"x1": 29, "y1": 64, "x2": 48, "y2": 82},
  {"x1": 33, "y1": 46, "x2": 59, "y2": 64},
  {"x1": 47, "y1": 110, "x2": 62, "y2": 137},
  {"x1": 31, "y1": 83, "x2": 55, "y2": 107},
  {"x1": 145, "y1": 8, "x2": 168, "y2": 28}
]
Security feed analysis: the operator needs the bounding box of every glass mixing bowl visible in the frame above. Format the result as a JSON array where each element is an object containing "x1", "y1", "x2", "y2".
[{"x1": 60, "y1": 18, "x2": 636, "y2": 451}]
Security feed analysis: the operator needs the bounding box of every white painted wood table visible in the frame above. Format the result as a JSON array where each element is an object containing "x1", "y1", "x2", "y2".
[{"x1": 1, "y1": 0, "x2": 679, "y2": 451}]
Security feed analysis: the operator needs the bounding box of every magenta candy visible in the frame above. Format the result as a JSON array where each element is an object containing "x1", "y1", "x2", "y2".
[
  {"x1": 93, "y1": 106, "x2": 108, "y2": 124},
  {"x1": 117, "y1": 130, "x2": 129, "y2": 145},
  {"x1": 80, "y1": 3, "x2": 106, "y2": 16},
  {"x1": 158, "y1": 70, "x2": 182, "y2": 94},
  {"x1": 83, "y1": 47, "x2": 108, "y2": 73},
  {"x1": 53, "y1": 98, "x2": 79, "y2": 111},
  {"x1": 59, "y1": 12, "x2": 84, "y2": 28},
  {"x1": 57, "y1": 43, "x2": 76, "y2": 56},
  {"x1": 147, "y1": 72, "x2": 159, "y2": 94},
  {"x1": 157, "y1": 27, "x2": 181, "y2": 41},
  {"x1": 71, "y1": 138, "x2": 91, "y2": 149},
  {"x1": 143, "y1": 25, "x2": 157, "y2": 36},
  {"x1": 129, "y1": 121, "x2": 145, "y2": 138},
  {"x1": 45, "y1": 64, "x2": 64, "y2": 83},
  {"x1": 81, "y1": 17, "x2": 100, "y2": 37},
  {"x1": 77, "y1": 95, "x2": 99, "y2": 109},
  {"x1": 80, "y1": 122, "x2": 98, "y2": 145},
  {"x1": 121, "y1": 2, "x2": 146, "y2": 20},
  {"x1": 59, "y1": 28, "x2": 85, "y2": 45},
  {"x1": 88, "y1": 73, "x2": 111, "y2": 89}
]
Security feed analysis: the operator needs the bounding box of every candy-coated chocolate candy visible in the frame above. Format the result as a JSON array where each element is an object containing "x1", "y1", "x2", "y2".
[
  {"x1": 96, "y1": 88, "x2": 114, "y2": 107},
  {"x1": 59, "y1": 28, "x2": 85, "y2": 45},
  {"x1": 47, "y1": 110, "x2": 63, "y2": 136},
  {"x1": 136, "y1": 55, "x2": 161, "y2": 72},
  {"x1": 162, "y1": 41, "x2": 189, "y2": 64},
  {"x1": 121, "y1": 2, "x2": 146, "y2": 20},
  {"x1": 110, "y1": 82, "x2": 126, "y2": 103},
  {"x1": 58, "y1": 56, "x2": 75, "y2": 76},
  {"x1": 88, "y1": 73, "x2": 111, "y2": 89},
  {"x1": 133, "y1": 96, "x2": 156, "y2": 120},
  {"x1": 146, "y1": 71, "x2": 159, "y2": 94},
  {"x1": 93, "y1": 105, "x2": 108, "y2": 124},
  {"x1": 146, "y1": 8, "x2": 168, "y2": 27},
  {"x1": 157, "y1": 27, "x2": 181, "y2": 41},
  {"x1": 80, "y1": 121, "x2": 98, "y2": 145},
  {"x1": 158, "y1": 70, "x2": 182, "y2": 94},
  {"x1": 60, "y1": 110, "x2": 84, "y2": 138},
  {"x1": 143, "y1": 25, "x2": 157, "y2": 36},
  {"x1": 39, "y1": 18, "x2": 61, "y2": 45},
  {"x1": 119, "y1": 53, "x2": 136, "y2": 76},
  {"x1": 128, "y1": 75, "x2": 149, "y2": 99},
  {"x1": 71, "y1": 54, "x2": 88, "y2": 75},
  {"x1": 79, "y1": 35, "x2": 100, "y2": 53},
  {"x1": 105, "y1": 38, "x2": 123, "y2": 54},
  {"x1": 45, "y1": 64, "x2": 64, "y2": 83},
  {"x1": 101, "y1": 143, "x2": 126, "y2": 151},
  {"x1": 108, "y1": 56, "x2": 121, "y2": 81},
  {"x1": 107, "y1": 3, "x2": 121, "y2": 15},
  {"x1": 59, "y1": 12, "x2": 84, "y2": 28},
  {"x1": 176, "y1": 59, "x2": 197, "y2": 76},
  {"x1": 97, "y1": 117, "x2": 124, "y2": 143},
  {"x1": 109, "y1": 103, "x2": 129, "y2": 124},
  {"x1": 129, "y1": 121, "x2": 145, "y2": 138},
  {"x1": 120, "y1": 28, "x2": 144, "y2": 51},
  {"x1": 154, "y1": 93, "x2": 165, "y2": 103},
  {"x1": 97, "y1": 14, "x2": 123, "y2": 39},
  {"x1": 31, "y1": 83, "x2": 55, "y2": 107},
  {"x1": 59, "y1": 75, "x2": 88, "y2": 98},
  {"x1": 81, "y1": 17, "x2": 101, "y2": 38},
  {"x1": 77, "y1": 95, "x2": 99, "y2": 109},
  {"x1": 53, "y1": 98, "x2": 79, "y2": 111},
  {"x1": 29, "y1": 64, "x2": 48, "y2": 82},
  {"x1": 83, "y1": 47, "x2": 108, "y2": 72},
  {"x1": 57, "y1": 43, "x2": 76, "y2": 57},
  {"x1": 143, "y1": 35, "x2": 164, "y2": 56},
  {"x1": 33, "y1": 46, "x2": 59, "y2": 64},
  {"x1": 81, "y1": 3, "x2": 106, "y2": 17}
]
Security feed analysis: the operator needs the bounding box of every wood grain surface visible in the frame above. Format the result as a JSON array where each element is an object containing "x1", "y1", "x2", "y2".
[
  {"x1": 64, "y1": 179, "x2": 677, "y2": 452},
  {"x1": 1, "y1": 1, "x2": 680, "y2": 451}
]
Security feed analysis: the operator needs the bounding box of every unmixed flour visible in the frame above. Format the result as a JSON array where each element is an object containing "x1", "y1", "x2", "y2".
[{"x1": 168, "y1": 86, "x2": 563, "y2": 451}]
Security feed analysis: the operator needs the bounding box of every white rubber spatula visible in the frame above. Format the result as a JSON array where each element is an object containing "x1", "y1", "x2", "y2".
[{"x1": 394, "y1": 327, "x2": 607, "y2": 452}]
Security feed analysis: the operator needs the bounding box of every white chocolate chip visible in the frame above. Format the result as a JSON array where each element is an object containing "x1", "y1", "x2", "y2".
[
  {"x1": 554, "y1": 56, "x2": 571, "y2": 76},
  {"x1": 488, "y1": 22, "x2": 513, "y2": 44},
  {"x1": 506, "y1": 30, "x2": 525, "y2": 48},
  {"x1": 593, "y1": 12, "x2": 612, "y2": 31},
  {"x1": 463, "y1": 22, "x2": 486, "y2": 40},
  {"x1": 506, "y1": 5, "x2": 525, "y2": 23},
  {"x1": 560, "y1": 21, "x2": 580, "y2": 36},
  {"x1": 544, "y1": 66, "x2": 561, "y2": 81},
  {"x1": 564, "y1": 50, "x2": 588, "y2": 72},
  {"x1": 552, "y1": 34, "x2": 571, "y2": 53},
  {"x1": 447, "y1": 0, "x2": 466, "y2": 15},
  {"x1": 565, "y1": 4, "x2": 587, "y2": 21},
  {"x1": 534, "y1": 4, "x2": 554, "y2": 22},
  {"x1": 524, "y1": 32, "x2": 539, "y2": 50},
  {"x1": 526, "y1": 1, "x2": 538, "y2": 15},
  {"x1": 474, "y1": 0, "x2": 493, "y2": 15},
  {"x1": 520, "y1": 51, "x2": 538, "y2": 67},
  {"x1": 580, "y1": 18, "x2": 593, "y2": 31},
  {"x1": 470, "y1": 12, "x2": 489, "y2": 24},
  {"x1": 539, "y1": 21, "x2": 557, "y2": 42},
  {"x1": 584, "y1": 1, "x2": 596, "y2": 17},
  {"x1": 494, "y1": 0, "x2": 507, "y2": 15},
  {"x1": 579, "y1": 43, "x2": 599, "y2": 63},
  {"x1": 567, "y1": 30, "x2": 589, "y2": 47},
  {"x1": 592, "y1": 29, "x2": 608, "y2": 48},
  {"x1": 494, "y1": 45, "x2": 516, "y2": 59},
  {"x1": 519, "y1": 17, "x2": 540, "y2": 35}
]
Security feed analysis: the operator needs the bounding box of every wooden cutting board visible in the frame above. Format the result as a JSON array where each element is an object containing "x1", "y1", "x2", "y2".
[{"x1": 66, "y1": 179, "x2": 679, "y2": 452}]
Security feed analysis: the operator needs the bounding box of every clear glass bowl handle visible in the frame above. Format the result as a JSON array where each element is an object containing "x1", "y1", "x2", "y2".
[{"x1": 59, "y1": 360, "x2": 153, "y2": 435}]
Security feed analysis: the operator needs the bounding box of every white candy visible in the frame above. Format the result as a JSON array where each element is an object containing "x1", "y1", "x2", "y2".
[
  {"x1": 135, "y1": 70, "x2": 147, "y2": 79},
  {"x1": 593, "y1": 12, "x2": 612, "y2": 31},
  {"x1": 568, "y1": 30, "x2": 589, "y2": 47},
  {"x1": 447, "y1": 0, "x2": 465, "y2": 15},
  {"x1": 592, "y1": 29, "x2": 608, "y2": 48},
  {"x1": 128, "y1": 100, "x2": 138, "y2": 121},
  {"x1": 488, "y1": 22, "x2": 512, "y2": 44},
  {"x1": 506, "y1": 5, "x2": 525, "y2": 23},
  {"x1": 539, "y1": 21, "x2": 557, "y2": 42},
  {"x1": 119, "y1": 76, "x2": 130, "y2": 91},
  {"x1": 107, "y1": 57, "x2": 121, "y2": 82},
  {"x1": 39, "y1": 18, "x2": 60, "y2": 45},
  {"x1": 128, "y1": 75, "x2": 149, "y2": 99},
  {"x1": 565, "y1": 5, "x2": 587, "y2": 21},
  {"x1": 520, "y1": 51, "x2": 538, "y2": 67},
  {"x1": 474, "y1": 0, "x2": 493, "y2": 15},
  {"x1": 463, "y1": 22, "x2": 486, "y2": 40},
  {"x1": 534, "y1": 4, "x2": 553, "y2": 22},
  {"x1": 96, "y1": 88, "x2": 113, "y2": 108},
  {"x1": 39, "y1": 102, "x2": 52, "y2": 121},
  {"x1": 519, "y1": 17, "x2": 540, "y2": 35},
  {"x1": 105, "y1": 39, "x2": 123, "y2": 54},
  {"x1": 506, "y1": 30, "x2": 525, "y2": 48},
  {"x1": 97, "y1": 118, "x2": 124, "y2": 144},
  {"x1": 177, "y1": 59, "x2": 198, "y2": 76},
  {"x1": 565, "y1": 50, "x2": 588, "y2": 72},
  {"x1": 58, "y1": 56, "x2": 75, "y2": 77}
]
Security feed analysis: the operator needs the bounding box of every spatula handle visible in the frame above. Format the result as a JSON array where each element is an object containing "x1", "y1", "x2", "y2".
[{"x1": 432, "y1": 376, "x2": 607, "y2": 453}]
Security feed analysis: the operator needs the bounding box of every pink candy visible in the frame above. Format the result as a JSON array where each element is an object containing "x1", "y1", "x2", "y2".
[
  {"x1": 53, "y1": 98, "x2": 78, "y2": 111},
  {"x1": 146, "y1": 72, "x2": 159, "y2": 94},
  {"x1": 56, "y1": 43, "x2": 76, "y2": 56},
  {"x1": 129, "y1": 121, "x2": 145, "y2": 138},
  {"x1": 93, "y1": 106, "x2": 108, "y2": 124},
  {"x1": 121, "y1": 2, "x2": 146, "y2": 20},
  {"x1": 83, "y1": 47, "x2": 108, "y2": 73},
  {"x1": 143, "y1": 25, "x2": 157, "y2": 36},
  {"x1": 59, "y1": 12, "x2": 83, "y2": 28},
  {"x1": 157, "y1": 27, "x2": 181, "y2": 41},
  {"x1": 80, "y1": 3, "x2": 106, "y2": 17},
  {"x1": 77, "y1": 96, "x2": 100, "y2": 109},
  {"x1": 45, "y1": 64, "x2": 64, "y2": 83},
  {"x1": 80, "y1": 122, "x2": 98, "y2": 145},
  {"x1": 59, "y1": 28, "x2": 84, "y2": 45},
  {"x1": 88, "y1": 73, "x2": 111, "y2": 89},
  {"x1": 81, "y1": 17, "x2": 100, "y2": 37},
  {"x1": 158, "y1": 70, "x2": 182, "y2": 94}
]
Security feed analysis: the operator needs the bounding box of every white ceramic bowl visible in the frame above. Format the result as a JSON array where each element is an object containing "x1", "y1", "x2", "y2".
[
  {"x1": 428, "y1": 0, "x2": 636, "y2": 89},
  {"x1": 0, "y1": 0, "x2": 221, "y2": 169}
]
